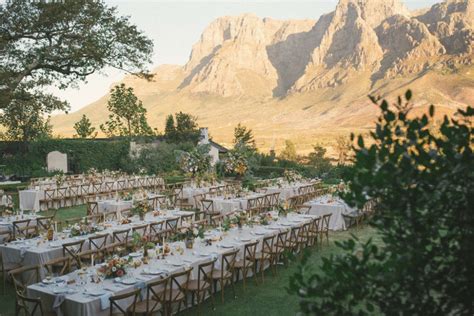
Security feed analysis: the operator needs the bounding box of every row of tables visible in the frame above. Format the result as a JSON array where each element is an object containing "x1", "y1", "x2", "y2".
[
  {"x1": 26, "y1": 212, "x2": 318, "y2": 316},
  {"x1": 0, "y1": 210, "x2": 194, "y2": 275}
]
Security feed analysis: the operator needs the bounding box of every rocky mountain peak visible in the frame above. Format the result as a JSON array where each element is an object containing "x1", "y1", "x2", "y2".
[{"x1": 336, "y1": 0, "x2": 410, "y2": 28}]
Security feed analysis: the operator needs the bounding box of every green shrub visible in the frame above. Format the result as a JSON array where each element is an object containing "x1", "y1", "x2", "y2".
[
  {"x1": 0, "y1": 139, "x2": 130, "y2": 176},
  {"x1": 289, "y1": 92, "x2": 474, "y2": 315}
]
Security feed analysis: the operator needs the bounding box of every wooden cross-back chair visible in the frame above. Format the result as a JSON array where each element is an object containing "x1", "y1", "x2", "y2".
[
  {"x1": 103, "y1": 211, "x2": 117, "y2": 222},
  {"x1": 109, "y1": 228, "x2": 130, "y2": 255},
  {"x1": 116, "y1": 180, "x2": 126, "y2": 191},
  {"x1": 135, "y1": 276, "x2": 168, "y2": 315},
  {"x1": 44, "y1": 257, "x2": 71, "y2": 277},
  {"x1": 255, "y1": 235, "x2": 275, "y2": 282},
  {"x1": 179, "y1": 213, "x2": 194, "y2": 226},
  {"x1": 67, "y1": 185, "x2": 80, "y2": 206},
  {"x1": 62, "y1": 239, "x2": 85, "y2": 268},
  {"x1": 9, "y1": 265, "x2": 40, "y2": 295},
  {"x1": 320, "y1": 213, "x2": 332, "y2": 245},
  {"x1": 132, "y1": 224, "x2": 148, "y2": 237},
  {"x1": 41, "y1": 189, "x2": 56, "y2": 210},
  {"x1": 84, "y1": 214, "x2": 103, "y2": 225},
  {"x1": 54, "y1": 187, "x2": 68, "y2": 208},
  {"x1": 36, "y1": 216, "x2": 54, "y2": 234},
  {"x1": 13, "y1": 219, "x2": 36, "y2": 239},
  {"x1": 210, "y1": 248, "x2": 238, "y2": 303},
  {"x1": 246, "y1": 198, "x2": 260, "y2": 216},
  {"x1": 109, "y1": 288, "x2": 141, "y2": 316},
  {"x1": 16, "y1": 292, "x2": 44, "y2": 316},
  {"x1": 184, "y1": 259, "x2": 216, "y2": 310},
  {"x1": 234, "y1": 240, "x2": 259, "y2": 291},
  {"x1": 271, "y1": 230, "x2": 289, "y2": 269},
  {"x1": 148, "y1": 221, "x2": 165, "y2": 242},
  {"x1": 165, "y1": 217, "x2": 179, "y2": 235},
  {"x1": 9, "y1": 265, "x2": 41, "y2": 315},
  {"x1": 87, "y1": 201, "x2": 99, "y2": 215},
  {"x1": 164, "y1": 267, "x2": 192, "y2": 314}
]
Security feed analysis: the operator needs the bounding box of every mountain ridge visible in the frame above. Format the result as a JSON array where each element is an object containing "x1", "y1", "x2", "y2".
[{"x1": 51, "y1": 0, "x2": 474, "y2": 155}]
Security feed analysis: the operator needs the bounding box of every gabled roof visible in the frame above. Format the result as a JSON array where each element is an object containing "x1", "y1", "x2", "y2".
[{"x1": 209, "y1": 140, "x2": 228, "y2": 153}]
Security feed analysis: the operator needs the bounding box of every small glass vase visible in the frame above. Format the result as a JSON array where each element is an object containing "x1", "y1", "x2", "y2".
[{"x1": 185, "y1": 238, "x2": 194, "y2": 249}]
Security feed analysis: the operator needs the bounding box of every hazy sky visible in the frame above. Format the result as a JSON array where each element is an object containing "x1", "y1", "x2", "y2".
[{"x1": 49, "y1": 0, "x2": 442, "y2": 112}]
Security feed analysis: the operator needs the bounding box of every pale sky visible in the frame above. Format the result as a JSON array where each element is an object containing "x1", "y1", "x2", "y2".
[{"x1": 48, "y1": 0, "x2": 442, "y2": 112}]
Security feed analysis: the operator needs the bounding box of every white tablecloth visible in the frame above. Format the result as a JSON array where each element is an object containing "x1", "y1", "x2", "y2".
[
  {"x1": 97, "y1": 200, "x2": 133, "y2": 214},
  {"x1": 19, "y1": 189, "x2": 44, "y2": 212},
  {"x1": 305, "y1": 195, "x2": 355, "y2": 231},
  {"x1": 0, "y1": 210, "x2": 194, "y2": 277},
  {"x1": 27, "y1": 213, "x2": 315, "y2": 316}
]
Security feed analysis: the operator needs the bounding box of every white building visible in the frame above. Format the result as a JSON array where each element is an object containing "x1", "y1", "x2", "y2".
[{"x1": 198, "y1": 128, "x2": 228, "y2": 165}]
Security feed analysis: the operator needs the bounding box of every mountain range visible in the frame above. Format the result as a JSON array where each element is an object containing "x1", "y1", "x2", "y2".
[{"x1": 51, "y1": 0, "x2": 474, "y2": 155}]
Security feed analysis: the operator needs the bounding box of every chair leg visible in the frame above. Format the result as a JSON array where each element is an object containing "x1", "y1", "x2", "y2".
[{"x1": 220, "y1": 279, "x2": 225, "y2": 303}]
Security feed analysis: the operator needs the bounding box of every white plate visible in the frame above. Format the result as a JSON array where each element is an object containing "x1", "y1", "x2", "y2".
[
  {"x1": 280, "y1": 223, "x2": 292, "y2": 226},
  {"x1": 53, "y1": 287, "x2": 69, "y2": 294},
  {"x1": 42, "y1": 278, "x2": 54, "y2": 285},
  {"x1": 240, "y1": 238, "x2": 251, "y2": 242},
  {"x1": 121, "y1": 278, "x2": 137, "y2": 285},
  {"x1": 143, "y1": 268, "x2": 161, "y2": 275},
  {"x1": 88, "y1": 289, "x2": 107, "y2": 296},
  {"x1": 254, "y1": 232, "x2": 266, "y2": 235},
  {"x1": 128, "y1": 252, "x2": 142, "y2": 258},
  {"x1": 199, "y1": 253, "x2": 211, "y2": 257},
  {"x1": 220, "y1": 244, "x2": 234, "y2": 248}
]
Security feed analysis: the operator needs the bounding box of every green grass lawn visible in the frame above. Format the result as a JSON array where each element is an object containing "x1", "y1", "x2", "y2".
[{"x1": 0, "y1": 206, "x2": 382, "y2": 316}]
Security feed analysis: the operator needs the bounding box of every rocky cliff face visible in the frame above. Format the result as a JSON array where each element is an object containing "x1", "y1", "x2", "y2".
[{"x1": 177, "y1": 0, "x2": 473, "y2": 96}]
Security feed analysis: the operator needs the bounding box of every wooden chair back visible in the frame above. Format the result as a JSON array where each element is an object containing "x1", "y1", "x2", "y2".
[{"x1": 109, "y1": 288, "x2": 140, "y2": 316}]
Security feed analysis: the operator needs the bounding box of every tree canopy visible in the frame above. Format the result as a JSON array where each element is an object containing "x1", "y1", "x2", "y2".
[
  {"x1": 0, "y1": 90, "x2": 60, "y2": 142},
  {"x1": 74, "y1": 114, "x2": 96, "y2": 139},
  {"x1": 280, "y1": 139, "x2": 297, "y2": 161},
  {"x1": 233, "y1": 123, "x2": 256, "y2": 150},
  {"x1": 164, "y1": 112, "x2": 200, "y2": 144},
  {"x1": 290, "y1": 91, "x2": 474, "y2": 315},
  {"x1": 100, "y1": 84, "x2": 154, "y2": 138},
  {"x1": 0, "y1": 0, "x2": 153, "y2": 141}
]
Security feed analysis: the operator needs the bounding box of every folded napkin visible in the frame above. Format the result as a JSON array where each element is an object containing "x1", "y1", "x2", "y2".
[
  {"x1": 53, "y1": 294, "x2": 65, "y2": 316},
  {"x1": 134, "y1": 281, "x2": 147, "y2": 300},
  {"x1": 100, "y1": 292, "x2": 113, "y2": 311}
]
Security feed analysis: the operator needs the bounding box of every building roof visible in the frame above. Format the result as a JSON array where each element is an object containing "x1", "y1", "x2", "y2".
[{"x1": 209, "y1": 140, "x2": 228, "y2": 153}]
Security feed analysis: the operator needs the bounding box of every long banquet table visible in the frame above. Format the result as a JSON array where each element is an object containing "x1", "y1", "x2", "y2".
[
  {"x1": 0, "y1": 210, "x2": 193, "y2": 275},
  {"x1": 210, "y1": 193, "x2": 266, "y2": 214},
  {"x1": 26, "y1": 212, "x2": 317, "y2": 316},
  {"x1": 304, "y1": 195, "x2": 355, "y2": 230}
]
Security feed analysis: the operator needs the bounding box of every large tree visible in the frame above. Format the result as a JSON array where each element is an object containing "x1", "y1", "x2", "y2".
[
  {"x1": 0, "y1": 0, "x2": 153, "y2": 137},
  {"x1": 100, "y1": 84, "x2": 154, "y2": 137},
  {"x1": 233, "y1": 123, "x2": 256, "y2": 150}
]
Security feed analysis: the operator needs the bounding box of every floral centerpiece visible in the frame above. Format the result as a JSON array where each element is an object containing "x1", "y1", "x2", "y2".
[
  {"x1": 223, "y1": 211, "x2": 249, "y2": 230},
  {"x1": 70, "y1": 221, "x2": 99, "y2": 237},
  {"x1": 98, "y1": 256, "x2": 128, "y2": 278},
  {"x1": 251, "y1": 212, "x2": 275, "y2": 226},
  {"x1": 174, "y1": 224, "x2": 205, "y2": 249},
  {"x1": 53, "y1": 172, "x2": 66, "y2": 187},
  {"x1": 120, "y1": 191, "x2": 134, "y2": 201},
  {"x1": 283, "y1": 169, "x2": 303, "y2": 184},
  {"x1": 277, "y1": 202, "x2": 292, "y2": 218},
  {"x1": 131, "y1": 200, "x2": 150, "y2": 220}
]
